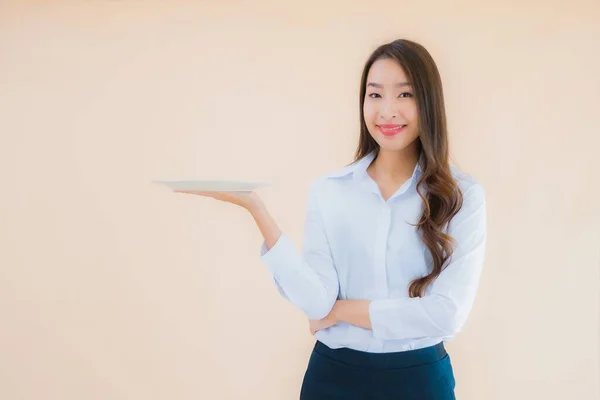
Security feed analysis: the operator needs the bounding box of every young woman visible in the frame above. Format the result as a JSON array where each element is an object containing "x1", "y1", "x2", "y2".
[{"x1": 177, "y1": 39, "x2": 487, "y2": 399}]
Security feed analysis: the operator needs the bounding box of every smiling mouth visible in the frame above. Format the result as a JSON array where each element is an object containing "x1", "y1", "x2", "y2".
[{"x1": 377, "y1": 124, "x2": 407, "y2": 136}]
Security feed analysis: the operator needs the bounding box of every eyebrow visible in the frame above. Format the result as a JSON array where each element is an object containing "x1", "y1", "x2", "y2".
[{"x1": 367, "y1": 82, "x2": 411, "y2": 89}]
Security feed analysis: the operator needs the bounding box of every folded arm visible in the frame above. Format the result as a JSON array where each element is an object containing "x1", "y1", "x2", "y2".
[{"x1": 330, "y1": 183, "x2": 487, "y2": 340}]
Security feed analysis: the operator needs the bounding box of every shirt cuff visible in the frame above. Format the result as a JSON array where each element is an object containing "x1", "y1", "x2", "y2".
[{"x1": 259, "y1": 233, "x2": 300, "y2": 277}]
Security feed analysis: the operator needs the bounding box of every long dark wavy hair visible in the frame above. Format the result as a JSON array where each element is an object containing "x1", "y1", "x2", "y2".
[{"x1": 354, "y1": 39, "x2": 464, "y2": 298}]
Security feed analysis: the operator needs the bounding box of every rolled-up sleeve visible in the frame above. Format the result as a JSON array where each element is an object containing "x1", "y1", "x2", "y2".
[
  {"x1": 260, "y1": 178, "x2": 339, "y2": 320},
  {"x1": 369, "y1": 182, "x2": 488, "y2": 340}
]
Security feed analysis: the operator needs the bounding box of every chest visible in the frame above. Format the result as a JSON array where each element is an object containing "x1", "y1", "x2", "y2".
[
  {"x1": 375, "y1": 180, "x2": 404, "y2": 202},
  {"x1": 318, "y1": 182, "x2": 431, "y2": 275}
]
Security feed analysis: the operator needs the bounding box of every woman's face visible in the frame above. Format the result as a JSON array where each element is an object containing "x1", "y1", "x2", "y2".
[{"x1": 363, "y1": 58, "x2": 420, "y2": 153}]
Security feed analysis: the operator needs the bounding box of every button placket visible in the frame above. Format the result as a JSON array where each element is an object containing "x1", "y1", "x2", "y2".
[{"x1": 373, "y1": 202, "x2": 391, "y2": 298}]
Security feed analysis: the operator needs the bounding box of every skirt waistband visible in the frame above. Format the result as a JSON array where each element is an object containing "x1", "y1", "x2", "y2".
[{"x1": 313, "y1": 340, "x2": 447, "y2": 370}]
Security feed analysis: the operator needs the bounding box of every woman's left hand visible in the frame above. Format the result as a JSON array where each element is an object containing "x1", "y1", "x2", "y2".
[{"x1": 309, "y1": 315, "x2": 337, "y2": 335}]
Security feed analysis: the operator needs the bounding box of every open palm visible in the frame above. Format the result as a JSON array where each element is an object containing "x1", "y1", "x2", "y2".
[{"x1": 174, "y1": 189, "x2": 261, "y2": 210}]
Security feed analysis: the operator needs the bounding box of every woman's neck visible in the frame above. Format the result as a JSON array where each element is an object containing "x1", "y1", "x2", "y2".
[{"x1": 367, "y1": 145, "x2": 420, "y2": 185}]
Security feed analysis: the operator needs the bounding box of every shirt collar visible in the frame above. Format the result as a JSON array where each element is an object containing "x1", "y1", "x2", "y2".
[{"x1": 326, "y1": 150, "x2": 424, "y2": 181}]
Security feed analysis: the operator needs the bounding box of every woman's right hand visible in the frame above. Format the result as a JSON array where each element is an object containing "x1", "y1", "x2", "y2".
[
  {"x1": 173, "y1": 189, "x2": 264, "y2": 212},
  {"x1": 175, "y1": 188, "x2": 281, "y2": 253}
]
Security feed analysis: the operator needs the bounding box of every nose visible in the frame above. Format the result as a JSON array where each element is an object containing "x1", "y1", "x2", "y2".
[{"x1": 379, "y1": 99, "x2": 397, "y2": 120}]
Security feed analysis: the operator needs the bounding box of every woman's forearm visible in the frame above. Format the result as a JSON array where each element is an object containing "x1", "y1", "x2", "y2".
[
  {"x1": 331, "y1": 300, "x2": 372, "y2": 330},
  {"x1": 247, "y1": 200, "x2": 282, "y2": 250}
]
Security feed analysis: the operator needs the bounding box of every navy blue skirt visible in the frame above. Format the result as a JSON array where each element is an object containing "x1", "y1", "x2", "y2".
[{"x1": 300, "y1": 340, "x2": 456, "y2": 400}]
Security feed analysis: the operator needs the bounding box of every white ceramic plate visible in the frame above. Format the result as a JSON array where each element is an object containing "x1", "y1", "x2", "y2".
[{"x1": 152, "y1": 179, "x2": 271, "y2": 192}]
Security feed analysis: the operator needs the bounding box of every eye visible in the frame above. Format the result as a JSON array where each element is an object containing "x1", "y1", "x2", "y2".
[{"x1": 367, "y1": 92, "x2": 413, "y2": 99}]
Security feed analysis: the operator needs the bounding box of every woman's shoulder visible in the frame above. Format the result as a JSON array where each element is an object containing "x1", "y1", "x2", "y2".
[
  {"x1": 306, "y1": 160, "x2": 359, "y2": 190},
  {"x1": 303, "y1": 166, "x2": 355, "y2": 208},
  {"x1": 449, "y1": 163, "x2": 486, "y2": 205},
  {"x1": 305, "y1": 173, "x2": 340, "y2": 197}
]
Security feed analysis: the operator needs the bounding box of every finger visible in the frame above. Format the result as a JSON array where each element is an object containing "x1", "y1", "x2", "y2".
[
  {"x1": 174, "y1": 190, "x2": 199, "y2": 194},
  {"x1": 174, "y1": 190, "x2": 213, "y2": 196}
]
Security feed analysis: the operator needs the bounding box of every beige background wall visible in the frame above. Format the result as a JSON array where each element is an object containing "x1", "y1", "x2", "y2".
[{"x1": 1, "y1": 1, "x2": 599, "y2": 399}]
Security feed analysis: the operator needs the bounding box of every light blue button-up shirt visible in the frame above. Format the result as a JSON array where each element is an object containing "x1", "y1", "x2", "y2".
[{"x1": 260, "y1": 151, "x2": 487, "y2": 353}]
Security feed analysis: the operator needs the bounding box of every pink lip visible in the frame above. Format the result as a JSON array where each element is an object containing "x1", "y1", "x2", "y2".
[{"x1": 377, "y1": 124, "x2": 406, "y2": 136}]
